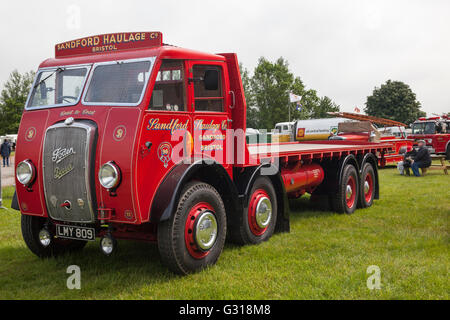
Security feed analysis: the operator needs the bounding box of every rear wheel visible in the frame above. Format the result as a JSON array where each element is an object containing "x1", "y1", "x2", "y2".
[
  {"x1": 230, "y1": 176, "x2": 277, "y2": 245},
  {"x1": 359, "y1": 163, "x2": 375, "y2": 208},
  {"x1": 331, "y1": 164, "x2": 359, "y2": 214},
  {"x1": 446, "y1": 146, "x2": 450, "y2": 160},
  {"x1": 157, "y1": 182, "x2": 226, "y2": 275},
  {"x1": 21, "y1": 215, "x2": 87, "y2": 258}
]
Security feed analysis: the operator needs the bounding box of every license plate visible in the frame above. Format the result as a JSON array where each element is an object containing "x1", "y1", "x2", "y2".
[{"x1": 56, "y1": 225, "x2": 96, "y2": 241}]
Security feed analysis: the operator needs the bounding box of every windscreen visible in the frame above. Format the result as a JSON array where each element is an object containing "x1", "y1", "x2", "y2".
[
  {"x1": 412, "y1": 122, "x2": 435, "y2": 134},
  {"x1": 28, "y1": 67, "x2": 88, "y2": 108},
  {"x1": 84, "y1": 60, "x2": 152, "y2": 104}
]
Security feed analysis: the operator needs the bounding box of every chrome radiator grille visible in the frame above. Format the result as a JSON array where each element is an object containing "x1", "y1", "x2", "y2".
[{"x1": 43, "y1": 121, "x2": 97, "y2": 223}]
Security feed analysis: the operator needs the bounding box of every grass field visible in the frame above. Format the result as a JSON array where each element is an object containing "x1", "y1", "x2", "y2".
[{"x1": 0, "y1": 166, "x2": 448, "y2": 300}]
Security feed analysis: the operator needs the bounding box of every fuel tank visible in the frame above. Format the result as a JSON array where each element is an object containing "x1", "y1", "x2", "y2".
[{"x1": 281, "y1": 163, "x2": 324, "y2": 198}]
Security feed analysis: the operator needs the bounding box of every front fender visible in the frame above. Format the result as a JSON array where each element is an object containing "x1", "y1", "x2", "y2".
[
  {"x1": 336, "y1": 154, "x2": 360, "y2": 192},
  {"x1": 149, "y1": 159, "x2": 239, "y2": 224}
]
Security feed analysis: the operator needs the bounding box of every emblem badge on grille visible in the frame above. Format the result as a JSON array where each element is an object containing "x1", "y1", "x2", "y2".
[
  {"x1": 64, "y1": 117, "x2": 75, "y2": 125},
  {"x1": 54, "y1": 163, "x2": 74, "y2": 179},
  {"x1": 52, "y1": 147, "x2": 76, "y2": 164}
]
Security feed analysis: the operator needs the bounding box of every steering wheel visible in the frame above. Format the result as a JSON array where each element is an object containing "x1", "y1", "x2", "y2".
[{"x1": 60, "y1": 96, "x2": 78, "y2": 103}]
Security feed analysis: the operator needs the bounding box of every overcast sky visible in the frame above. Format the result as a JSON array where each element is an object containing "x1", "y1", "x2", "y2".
[{"x1": 1, "y1": 0, "x2": 449, "y2": 116}]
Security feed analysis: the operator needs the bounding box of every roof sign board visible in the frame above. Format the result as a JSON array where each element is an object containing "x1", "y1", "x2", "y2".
[{"x1": 55, "y1": 32, "x2": 163, "y2": 58}]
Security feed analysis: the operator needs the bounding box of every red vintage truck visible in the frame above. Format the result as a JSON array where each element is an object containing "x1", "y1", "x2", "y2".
[
  {"x1": 12, "y1": 32, "x2": 392, "y2": 274},
  {"x1": 408, "y1": 116, "x2": 450, "y2": 159}
]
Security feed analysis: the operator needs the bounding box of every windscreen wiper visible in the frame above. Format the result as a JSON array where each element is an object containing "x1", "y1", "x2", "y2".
[{"x1": 33, "y1": 67, "x2": 65, "y2": 89}]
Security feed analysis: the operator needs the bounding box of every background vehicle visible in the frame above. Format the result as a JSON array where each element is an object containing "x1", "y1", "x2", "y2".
[
  {"x1": 328, "y1": 112, "x2": 413, "y2": 167},
  {"x1": 272, "y1": 121, "x2": 294, "y2": 142},
  {"x1": 293, "y1": 118, "x2": 352, "y2": 141},
  {"x1": 12, "y1": 32, "x2": 392, "y2": 274},
  {"x1": 408, "y1": 116, "x2": 450, "y2": 159}
]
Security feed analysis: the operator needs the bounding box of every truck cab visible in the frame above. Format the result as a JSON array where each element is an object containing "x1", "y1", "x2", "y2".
[{"x1": 409, "y1": 116, "x2": 450, "y2": 158}]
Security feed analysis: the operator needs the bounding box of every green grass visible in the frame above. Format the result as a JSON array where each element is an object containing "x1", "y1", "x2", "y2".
[{"x1": 0, "y1": 166, "x2": 449, "y2": 300}]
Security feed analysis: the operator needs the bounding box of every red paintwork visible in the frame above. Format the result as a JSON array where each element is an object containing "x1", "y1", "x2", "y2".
[
  {"x1": 15, "y1": 33, "x2": 394, "y2": 243},
  {"x1": 247, "y1": 189, "x2": 270, "y2": 236},
  {"x1": 281, "y1": 163, "x2": 324, "y2": 197}
]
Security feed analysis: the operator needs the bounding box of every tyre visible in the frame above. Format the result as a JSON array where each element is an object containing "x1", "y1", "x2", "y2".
[
  {"x1": 230, "y1": 176, "x2": 277, "y2": 245},
  {"x1": 157, "y1": 182, "x2": 227, "y2": 275},
  {"x1": 21, "y1": 215, "x2": 87, "y2": 258},
  {"x1": 446, "y1": 146, "x2": 450, "y2": 160},
  {"x1": 331, "y1": 164, "x2": 359, "y2": 214},
  {"x1": 359, "y1": 162, "x2": 375, "y2": 208}
]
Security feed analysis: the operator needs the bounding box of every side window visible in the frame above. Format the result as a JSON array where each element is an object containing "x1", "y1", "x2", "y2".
[
  {"x1": 193, "y1": 65, "x2": 224, "y2": 112},
  {"x1": 149, "y1": 60, "x2": 186, "y2": 111}
]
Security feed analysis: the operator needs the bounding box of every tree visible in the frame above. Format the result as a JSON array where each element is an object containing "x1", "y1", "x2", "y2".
[
  {"x1": 242, "y1": 57, "x2": 339, "y2": 130},
  {"x1": 240, "y1": 63, "x2": 259, "y2": 129},
  {"x1": 313, "y1": 96, "x2": 340, "y2": 118},
  {"x1": 0, "y1": 70, "x2": 35, "y2": 135},
  {"x1": 364, "y1": 80, "x2": 425, "y2": 125}
]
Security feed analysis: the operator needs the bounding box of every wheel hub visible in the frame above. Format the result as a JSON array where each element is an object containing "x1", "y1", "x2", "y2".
[
  {"x1": 346, "y1": 184, "x2": 353, "y2": 200},
  {"x1": 194, "y1": 211, "x2": 218, "y2": 251},
  {"x1": 185, "y1": 202, "x2": 218, "y2": 259},
  {"x1": 248, "y1": 189, "x2": 272, "y2": 236},
  {"x1": 364, "y1": 181, "x2": 370, "y2": 194},
  {"x1": 255, "y1": 197, "x2": 272, "y2": 229}
]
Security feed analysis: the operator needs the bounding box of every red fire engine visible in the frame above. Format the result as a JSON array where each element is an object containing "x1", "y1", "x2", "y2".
[
  {"x1": 12, "y1": 32, "x2": 393, "y2": 274},
  {"x1": 408, "y1": 116, "x2": 450, "y2": 159},
  {"x1": 328, "y1": 112, "x2": 414, "y2": 167}
]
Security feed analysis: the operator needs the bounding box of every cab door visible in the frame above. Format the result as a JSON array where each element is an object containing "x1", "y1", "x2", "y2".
[
  {"x1": 187, "y1": 61, "x2": 232, "y2": 176},
  {"x1": 137, "y1": 59, "x2": 192, "y2": 222}
]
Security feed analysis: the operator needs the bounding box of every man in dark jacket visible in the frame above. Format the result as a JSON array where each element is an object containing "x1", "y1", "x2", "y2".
[
  {"x1": 411, "y1": 140, "x2": 432, "y2": 177},
  {"x1": 1, "y1": 139, "x2": 12, "y2": 167}
]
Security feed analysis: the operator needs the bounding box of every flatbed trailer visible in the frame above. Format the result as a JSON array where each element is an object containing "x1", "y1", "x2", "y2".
[{"x1": 12, "y1": 32, "x2": 392, "y2": 274}]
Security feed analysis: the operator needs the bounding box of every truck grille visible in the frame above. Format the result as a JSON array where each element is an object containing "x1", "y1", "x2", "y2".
[{"x1": 43, "y1": 121, "x2": 97, "y2": 223}]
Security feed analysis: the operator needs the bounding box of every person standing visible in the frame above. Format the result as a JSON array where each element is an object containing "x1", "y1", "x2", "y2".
[
  {"x1": 1, "y1": 139, "x2": 11, "y2": 167},
  {"x1": 411, "y1": 140, "x2": 432, "y2": 177}
]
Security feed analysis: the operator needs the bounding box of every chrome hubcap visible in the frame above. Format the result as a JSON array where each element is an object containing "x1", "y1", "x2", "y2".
[
  {"x1": 255, "y1": 197, "x2": 272, "y2": 229},
  {"x1": 346, "y1": 185, "x2": 353, "y2": 200},
  {"x1": 364, "y1": 181, "x2": 370, "y2": 194},
  {"x1": 39, "y1": 229, "x2": 51, "y2": 247},
  {"x1": 194, "y1": 211, "x2": 218, "y2": 251}
]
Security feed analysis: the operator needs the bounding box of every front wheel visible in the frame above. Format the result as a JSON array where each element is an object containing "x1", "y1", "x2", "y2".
[
  {"x1": 446, "y1": 146, "x2": 450, "y2": 160},
  {"x1": 21, "y1": 215, "x2": 87, "y2": 258},
  {"x1": 157, "y1": 182, "x2": 227, "y2": 275}
]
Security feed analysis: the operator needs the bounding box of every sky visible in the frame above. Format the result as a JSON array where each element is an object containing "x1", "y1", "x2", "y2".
[{"x1": 1, "y1": 0, "x2": 449, "y2": 117}]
